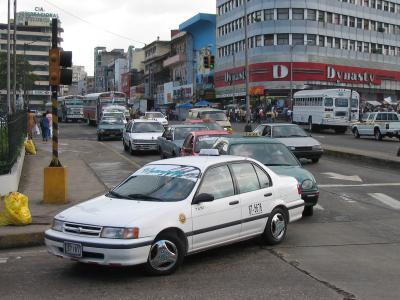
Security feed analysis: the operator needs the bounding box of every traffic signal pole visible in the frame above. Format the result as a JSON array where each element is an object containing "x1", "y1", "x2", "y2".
[
  {"x1": 50, "y1": 18, "x2": 61, "y2": 167},
  {"x1": 43, "y1": 18, "x2": 72, "y2": 204}
]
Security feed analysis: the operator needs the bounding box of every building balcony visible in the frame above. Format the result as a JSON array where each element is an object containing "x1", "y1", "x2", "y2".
[{"x1": 163, "y1": 53, "x2": 186, "y2": 67}]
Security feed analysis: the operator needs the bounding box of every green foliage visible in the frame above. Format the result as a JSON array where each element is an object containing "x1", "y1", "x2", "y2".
[{"x1": 0, "y1": 52, "x2": 38, "y2": 90}]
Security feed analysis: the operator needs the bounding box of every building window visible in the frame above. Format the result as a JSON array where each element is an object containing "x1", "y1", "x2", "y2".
[
  {"x1": 264, "y1": 9, "x2": 274, "y2": 20},
  {"x1": 364, "y1": 19, "x2": 370, "y2": 30},
  {"x1": 292, "y1": 34, "x2": 304, "y2": 45},
  {"x1": 319, "y1": 35, "x2": 325, "y2": 47},
  {"x1": 318, "y1": 11, "x2": 325, "y2": 22},
  {"x1": 343, "y1": 15, "x2": 348, "y2": 26},
  {"x1": 342, "y1": 39, "x2": 349, "y2": 50},
  {"x1": 264, "y1": 34, "x2": 274, "y2": 46},
  {"x1": 277, "y1": 34, "x2": 289, "y2": 45},
  {"x1": 357, "y1": 41, "x2": 363, "y2": 52},
  {"x1": 292, "y1": 8, "x2": 304, "y2": 20},
  {"x1": 349, "y1": 40, "x2": 356, "y2": 51},
  {"x1": 255, "y1": 35, "x2": 263, "y2": 47},
  {"x1": 357, "y1": 18, "x2": 363, "y2": 29},
  {"x1": 349, "y1": 16, "x2": 355, "y2": 27},
  {"x1": 334, "y1": 38, "x2": 340, "y2": 49},
  {"x1": 307, "y1": 34, "x2": 317, "y2": 46},
  {"x1": 327, "y1": 12, "x2": 333, "y2": 23},
  {"x1": 307, "y1": 9, "x2": 316, "y2": 21},
  {"x1": 326, "y1": 37, "x2": 333, "y2": 48},
  {"x1": 277, "y1": 8, "x2": 289, "y2": 20}
]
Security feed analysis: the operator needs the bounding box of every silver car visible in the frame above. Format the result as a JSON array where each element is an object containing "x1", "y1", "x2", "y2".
[{"x1": 253, "y1": 123, "x2": 323, "y2": 163}]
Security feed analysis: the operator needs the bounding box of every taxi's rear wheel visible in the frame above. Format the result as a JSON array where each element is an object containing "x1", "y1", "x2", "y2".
[
  {"x1": 145, "y1": 234, "x2": 184, "y2": 276},
  {"x1": 353, "y1": 128, "x2": 360, "y2": 138},
  {"x1": 261, "y1": 208, "x2": 287, "y2": 245}
]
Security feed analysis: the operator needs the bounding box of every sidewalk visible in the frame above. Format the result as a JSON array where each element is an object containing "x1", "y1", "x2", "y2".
[{"x1": 0, "y1": 137, "x2": 107, "y2": 249}]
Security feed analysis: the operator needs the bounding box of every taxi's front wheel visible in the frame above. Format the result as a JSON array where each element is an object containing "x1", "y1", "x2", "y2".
[
  {"x1": 145, "y1": 234, "x2": 184, "y2": 276},
  {"x1": 261, "y1": 208, "x2": 287, "y2": 245}
]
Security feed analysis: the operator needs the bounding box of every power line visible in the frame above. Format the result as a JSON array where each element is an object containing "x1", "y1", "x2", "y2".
[{"x1": 42, "y1": 0, "x2": 147, "y2": 46}]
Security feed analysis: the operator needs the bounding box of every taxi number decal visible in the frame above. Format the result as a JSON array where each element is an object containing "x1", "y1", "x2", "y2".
[{"x1": 248, "y1": 203, "x2": 263, "y2": 216}]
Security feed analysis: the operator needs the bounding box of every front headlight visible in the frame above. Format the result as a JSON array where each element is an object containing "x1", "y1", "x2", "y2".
[
  {"x1": 101, "y1": 227, "x2": 139, "y2": 239},
  {"x1": 52, "y1": 219, "x2": 64, "y2": 232},
  {"x1": 289, "y1": 146, "x2": 296, "y2": 151},
  {"x1": 301, "y1": 179, "x2": 314, "y2": 190},
  {"x1": 312, "y1": 145, "x2": 322, "y2": 150}
]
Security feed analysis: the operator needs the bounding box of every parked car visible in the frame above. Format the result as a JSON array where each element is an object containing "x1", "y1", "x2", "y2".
[
  {"x1": 158, "y1": 124, "x2": 208, "y2": 158},
  {"x1": 351, "y1": 112, "x2": 400, "y2": 141},
  {"x1": 212, "y1": 136, "x2": 319, "y2": 216},
  {"x1": 180, "y1": 130, "x2": 230, "y2": 156},
  {"x1": 97, "y1": 117, "x2": 125, "y2": 141},
  {"x1": 253, "y1": 123, "x2": 323, "y2": 163},
  {"x1": 144, "y1": 112, "x2": 168, "y2": 126},
  {"x1": 45, "y1": 154, "x2": 304, "y2": 275},
  {"x1": 123, "y1": 119, "x2": 165, "y2": 154}
]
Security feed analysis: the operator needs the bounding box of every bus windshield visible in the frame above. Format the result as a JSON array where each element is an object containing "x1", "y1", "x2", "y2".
[
  {"x1": 351, "y1": 99, "x2": 359, "y2": 108},
  {"x1": 324, "y1": 98, "x2": 333, "y2": 107},
  {"x1": 335, "y1": 98, "x2": 349, "y2": 107}
]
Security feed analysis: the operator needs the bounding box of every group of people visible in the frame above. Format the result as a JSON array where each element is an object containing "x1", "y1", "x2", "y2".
[{"x1": 27, "y1": 110, "x2": 53, "y2": 142}]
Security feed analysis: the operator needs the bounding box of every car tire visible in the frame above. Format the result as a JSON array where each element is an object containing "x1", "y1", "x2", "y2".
[
  {"x1": 129, "y1": 143, "x2": 135, "y2": 155},
  {"x1": 97, "y1": 135, "x2": 102, "y2": 141},
  {"x1": 374, "y1": 128, "x2": 382, "y2": 141},
  {"x1": 308, "y1": 117, "x2": 313, "y2": 132},
  {"x1": 159, "y1": 147, "x2": 166, "y2": 159},
  {"x1": 123, "y1": 140, "x2": 128, "y2": 151},
  {"x1": 145, "y1": 234, "x2": 184, "y2": 276},
  {"x1": 302, "y1": 206, "x2": 314, "y2": 217},
  {"x1": 261, "y1": 207, "x2": 287, "y2": 245},
  {"x1": 172, "y1": 151, "x2": 176, "y2": 158},
  {"x1": 311, "y1": 158, "x2": 319, "y2": 163},
  {"x1": 353, "y1": 128, "x2": 360, "y2": 138}
]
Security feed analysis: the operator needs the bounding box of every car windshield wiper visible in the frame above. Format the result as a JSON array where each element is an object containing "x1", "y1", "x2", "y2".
[
  {"x1": 106, "y1": 191, "x2": 126, "y2": 199},
  {"x1": 127, "y1": 194, "x2": 164, "y2": 201}
]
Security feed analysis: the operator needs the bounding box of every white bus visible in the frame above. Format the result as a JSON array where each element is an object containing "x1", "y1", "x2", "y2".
[
  {"x1": 293, "y1": 89, "x2": 360, "y2": 133},
  {"x1": 83, "y1": 92, "x2": 127, "y2": 125}
]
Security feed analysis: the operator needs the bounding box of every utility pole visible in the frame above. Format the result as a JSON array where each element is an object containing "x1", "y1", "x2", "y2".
[
  {"x1": 244, "y1": 0, "x2": 250, "y2": 122},
  {"x1": 13, "y1": 0, "x2": 17, "y2": 113},
  {"x1": 6, "y1": 0, "x2": 11, "y2": 114}
]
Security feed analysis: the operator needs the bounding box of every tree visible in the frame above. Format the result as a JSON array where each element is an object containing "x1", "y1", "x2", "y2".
[{"x1": 0, "y1": 51, "x2": 38, "y2": 91}]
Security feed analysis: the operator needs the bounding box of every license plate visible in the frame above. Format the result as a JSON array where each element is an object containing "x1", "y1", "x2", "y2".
[{"x1": 64, "y1": 242, "x2": 82, "y2": 258}]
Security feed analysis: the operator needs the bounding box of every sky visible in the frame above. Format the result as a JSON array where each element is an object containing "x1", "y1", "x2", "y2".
[{"x1": 0, "y1": 0, "x2": 216, "y2": 76}]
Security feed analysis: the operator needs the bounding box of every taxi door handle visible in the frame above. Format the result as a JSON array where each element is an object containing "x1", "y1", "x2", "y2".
[
  {"x1": 264, "y1": 193, "x2": 273, "y2": 198},
  {"x1": 229, "y1": 200, "x2": 239, "y2": 206}
]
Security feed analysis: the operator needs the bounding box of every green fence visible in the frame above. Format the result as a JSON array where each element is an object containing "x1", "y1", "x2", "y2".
[{"x1": 0, "y1": 111, "x2": 27, "y2": 175}]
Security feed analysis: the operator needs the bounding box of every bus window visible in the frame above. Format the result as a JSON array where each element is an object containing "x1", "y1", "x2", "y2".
[
  {"x1": 324, "y1": 98, "x2": 333, "y2": 107},
  {"x1": 335, "y1": 98, "x2": 348, "y2": 107},
  {"x1": 350, "y1": 99, "x2": 358, "y2": 108}
]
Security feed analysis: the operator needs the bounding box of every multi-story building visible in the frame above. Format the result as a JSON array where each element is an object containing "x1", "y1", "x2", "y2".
[
  {"x1": 67, "y1": 65, "x2": 87, "y2": 96},
  {"x1": 142, "y1": 38, "x2": 170, "y2": 108},
  {"x1": 0, "y1": 9, "x2": 63, "y2": 110},
  {"x1": 127, "y1": 46, "x2": 145, "y2": 71},
  {"x1": 94, "y1": 47, "x2": 125, "y2": 92},
  {"x1": 86, "y1": 76, "x2": 95, "y2": 94},
  {"x1": 215, "y1": 0, "x2": 400, "y2": 106}
]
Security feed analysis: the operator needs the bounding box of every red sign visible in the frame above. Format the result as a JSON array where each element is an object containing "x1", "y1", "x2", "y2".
[{"x1": 215, "y1": 62, "x2": 400, "y2": 88}]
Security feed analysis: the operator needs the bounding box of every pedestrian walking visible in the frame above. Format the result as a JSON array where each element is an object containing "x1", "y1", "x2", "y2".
[
  {"x1": 40, "y1": 113, "x2": 50, "y2": 142},
  {"x1": 27, "y1": 110, "x2": 37, "y2": 139},
  {"x1": 46, "y1": 111, "x2": 53, "y2": 138}
]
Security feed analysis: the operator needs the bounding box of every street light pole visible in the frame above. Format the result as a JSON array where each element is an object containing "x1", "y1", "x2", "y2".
[
  {"x1": 244, "y1": 0, "x2": 250, "y2": 122},
  {"x1": 6, "y1": 0, "x2": 11, "y2": 114},
  {"x1": 13, "y1": 0, "x2": 17, "y2": 112},
  {"x1": 290, "y1": 45, "x2": 293, "y2": 110}
]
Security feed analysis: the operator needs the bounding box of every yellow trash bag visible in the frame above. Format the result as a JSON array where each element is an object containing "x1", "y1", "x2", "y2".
[
  {"x1": 24, "y1": 139, "x2": 36, "y2": 155},
  {"x1": 0, "y1": 192, "x2": 32, "y2": 226}
]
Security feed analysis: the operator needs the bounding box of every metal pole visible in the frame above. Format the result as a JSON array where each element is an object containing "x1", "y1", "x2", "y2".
[
  {"x1": 6, "y1": 0, "x2": 11, "y2": 114},
  {"x1": 244, "y1": 0, "x2": 250, "y2": 122},
  {"x1": 13, "y1": 0, "x2": 17, "y2": 113},
  {"x1": 50, "y1": 18, "x2": 61, "y2": 167},
  {"x1": 290, "y1": 45, "x2": 293, "y2": 110},
  {"x1": 232, "y1": 52, "x2": 236, "y2": 105}
]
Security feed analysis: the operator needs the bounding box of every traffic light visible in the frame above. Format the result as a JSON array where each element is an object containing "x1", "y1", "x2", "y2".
[
  {"x1": 209, "y1": 55, "x2": 215, "y2": 69},
  {"x1": 203, "y1": 55, "x2": 209, "y2": 68},
  {"x1": 49, "y1": 48, "x2": 73, "y2": 86}
]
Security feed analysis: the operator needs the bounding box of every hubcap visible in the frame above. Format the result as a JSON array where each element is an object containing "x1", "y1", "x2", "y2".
[
  {"x1": 271, "y1": 213, "x2": 286, "y2": 240},
  {"x1": 149, "y1": 240, "x2": 178, "y2": 272}
]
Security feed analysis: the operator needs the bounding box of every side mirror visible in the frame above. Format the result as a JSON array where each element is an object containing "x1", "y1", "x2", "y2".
[{"x1": 192, "y1": 193, "x2": 214, "y2": 205}]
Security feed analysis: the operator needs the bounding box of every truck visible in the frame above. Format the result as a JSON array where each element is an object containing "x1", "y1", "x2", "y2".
[
  {"x1": 351, "y1": 112, "x2": 400, "y2": 141},
  {"x1": 58, "y1": 95, "x2": 85, "y2": 123}
]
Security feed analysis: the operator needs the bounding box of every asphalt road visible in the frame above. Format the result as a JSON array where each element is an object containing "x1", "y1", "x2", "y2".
[{"x1": 1, "y1": 123, "x2": 399, "y2": 299}]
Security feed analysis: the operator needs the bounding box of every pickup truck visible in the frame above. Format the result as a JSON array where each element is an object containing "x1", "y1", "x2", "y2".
[
  {"x1": 352, "y1": 112, "x2": 400, "y2": 141},
  {"x1": 158, "y1": 124, "x2": 207, "y2": 158}
]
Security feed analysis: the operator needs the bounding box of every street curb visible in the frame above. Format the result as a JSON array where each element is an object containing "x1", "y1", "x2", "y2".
[
  {"x1": 0, "y1": 231, "x2": 44, "y2": 250},
  {"x1": 323, "y1": 148, "x2": 400, "y2": 170}
]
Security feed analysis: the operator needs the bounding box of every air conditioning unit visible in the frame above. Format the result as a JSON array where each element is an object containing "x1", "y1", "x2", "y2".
[{"x1": 378, "y1": 27, "x2": 385, "y2": 33}]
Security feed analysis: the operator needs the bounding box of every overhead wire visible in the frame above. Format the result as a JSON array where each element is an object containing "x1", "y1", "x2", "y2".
[{"x1": 42, "y1": 0, "x2": 147, "y2": 46}]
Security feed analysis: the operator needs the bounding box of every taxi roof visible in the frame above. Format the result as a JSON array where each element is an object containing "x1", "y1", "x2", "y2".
[
  {"x1": 169, "y1": 124, "x2": 207, "y2": 128},
  {"x1": 148, "y1": 155, "x2": 251, "y2": 172},
  {"x1": 216, "y1": 136, "x2": 282, "y2": 145}
]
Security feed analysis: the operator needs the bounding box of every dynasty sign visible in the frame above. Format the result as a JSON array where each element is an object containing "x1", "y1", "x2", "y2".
[{"x1": 327, "y1": 66, "x2": 378, "y2": 85}]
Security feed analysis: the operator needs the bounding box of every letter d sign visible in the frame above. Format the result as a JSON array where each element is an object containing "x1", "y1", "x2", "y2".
[{"x1": 273, "y1": 65, "x2": 289, "y2": 79}]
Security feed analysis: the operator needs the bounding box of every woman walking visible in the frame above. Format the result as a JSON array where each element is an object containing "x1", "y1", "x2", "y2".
[{"x1": 40, "y1": 113, "x2": 50, "y2": 142}]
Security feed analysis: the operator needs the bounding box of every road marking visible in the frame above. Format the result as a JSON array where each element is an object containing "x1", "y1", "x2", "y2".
[
  {"x1": 339, "y1": 194, "x2": 356, "y2": 203},
  {"x1": 319, "y1": 183, "x2": 400, "y2": 188},
  {"x1": 369, "y1": 193, "x2": 400, "y2": 210},
  {"x1": 0, "y1": 258, "x2": 8, "y2": 264},
  {"x1": 322, "y1": 172, "x2": 363, "y2": 182},
  {"x1": 98, "y1": 142, "x2": 141, "y2": 169},
  {"x1": 314, "y1": 204, "x2": 324, "y2": 211}
]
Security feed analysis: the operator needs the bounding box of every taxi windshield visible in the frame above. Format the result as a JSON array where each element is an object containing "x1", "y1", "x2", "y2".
[
  {"x1": 100, "y1": 118, "x2": 124, "y2": 125},
  {"x1": 174, "y1": 127, "x2": 205, "y2": 140},
  {"x1": 110, "y1": 165, "x2": 200, "y2": 202},
  {"x1": 272, "y1": 126, "x2": 308, "y2": 138},
  {"x1": 132, "y1": 122, "x2": 164, "y2": 133},
  {"x1": 229, "y1": 143, "x2": 299, "y2": 166},
  {"x1": 146, "y1": 112, "x2": 164, "y2": 118}
]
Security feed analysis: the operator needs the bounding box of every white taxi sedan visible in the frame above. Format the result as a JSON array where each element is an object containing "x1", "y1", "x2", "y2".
[
  {"x1": 45, "y1": 153, "x2": 304, "y2": 275},
  {"x1": 144, "y1": 111, "x2": 168, "y2": 126}
]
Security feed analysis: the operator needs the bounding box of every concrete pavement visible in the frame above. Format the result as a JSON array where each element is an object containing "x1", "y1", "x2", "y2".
[{"x1": 1, "y1": 121, "x2": 399, "y2": 249}]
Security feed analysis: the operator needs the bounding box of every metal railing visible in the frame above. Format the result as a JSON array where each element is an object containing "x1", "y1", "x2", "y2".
[{"x1": 0, "y1": 111, "x2": 27, "y2": 175}]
